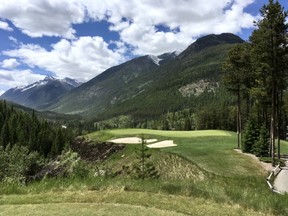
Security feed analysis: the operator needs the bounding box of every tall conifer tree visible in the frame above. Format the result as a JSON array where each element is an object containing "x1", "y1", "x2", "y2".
[{"x1": 250, "y1": 0, "x2": 288, "y2": 166}]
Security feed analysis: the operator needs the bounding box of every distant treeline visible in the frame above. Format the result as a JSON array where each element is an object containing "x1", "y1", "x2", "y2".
[{"x1": 0, "y1": 100, "x2": 74, "y2": 157}]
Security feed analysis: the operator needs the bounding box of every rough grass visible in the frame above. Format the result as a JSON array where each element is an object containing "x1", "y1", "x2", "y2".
[{"x1": 0, "y1": 190, "x2": 267, "y2": 216}]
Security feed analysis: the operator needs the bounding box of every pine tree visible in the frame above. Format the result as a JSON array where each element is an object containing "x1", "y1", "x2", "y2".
[
  {"x1": 1, "y1": 122, "x2": 10, "y2": 148},
  {"x1": 253, "y1": 124, "x2": 270, "y2": 157},
  {"x1": 222, "y1": 43, "x2": 253, "y2": 148},
  {"x1": 132, "y1": 135, "x2": 158, "y2": 179},
  {"x1": 242, "y1": 120, "x2": 259, "y2": 153},
  {"x1": 250, "y1": 0, "x2": 288, "y2": 166}
]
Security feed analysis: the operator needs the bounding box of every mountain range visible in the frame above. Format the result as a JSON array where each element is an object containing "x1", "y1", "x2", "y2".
[
  {"x1": 1, "y1": 33, "x2": 244, "y2": 120},
  {"x1": 0, "y1": 76, "x2": 81, "y2": 109}
]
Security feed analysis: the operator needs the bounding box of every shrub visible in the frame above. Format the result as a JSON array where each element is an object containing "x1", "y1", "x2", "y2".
[{"x1": 0, "y1": 144, "x2": 41, "y2": 185}]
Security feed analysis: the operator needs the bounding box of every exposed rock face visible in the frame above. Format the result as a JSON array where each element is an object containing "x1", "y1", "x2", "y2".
[{"x1": 179, "y1": 80, "x2": 219, "y2": 97}]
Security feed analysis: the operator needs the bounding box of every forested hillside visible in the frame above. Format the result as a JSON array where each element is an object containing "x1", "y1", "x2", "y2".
[
  {"x1": 0, "y1": 100, "x2": 74, "y2": 157},
  {"x1": 48, "y1": 33, "x2": 244, "y2": 126},
  {"x1": 91, "y1": 35, "x2": 242, "y2": 131},
  {"x1": 0, "y1": 100, "x2": 78, "y2": 184}
]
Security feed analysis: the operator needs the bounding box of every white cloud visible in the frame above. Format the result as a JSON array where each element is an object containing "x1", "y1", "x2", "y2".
[
  {"x1": 80, "y1": 0, "x2": 257, "y2": 55},
  {"x1": 0, "y1": 0, "x2": 260, "y2": 86},
  {"x1": 0, "y1": 69, "x2": 45, "y2": 93},
  {"x1": 0, "y1": 0, "x2": 85, "y2": 39},
  {"x1": 0, "y1": 0, "x2": 258, "y2": 54},
  {"x1": 0, "y1": 20, "x2": 13, "y2": 31},
  {"x1": 3, "y1": 36, "x2": 125, "y2": 82},
  {"x1": 1, "y1": 58, "x2": 20, "y2": 69}
]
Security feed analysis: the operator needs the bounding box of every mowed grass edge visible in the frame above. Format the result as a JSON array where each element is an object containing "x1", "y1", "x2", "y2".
[{"x1": 0, "y1": 190, "x2": 266, "y2": 216}]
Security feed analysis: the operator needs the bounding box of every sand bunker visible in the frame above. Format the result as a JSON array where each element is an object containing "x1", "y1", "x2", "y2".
[
  {"x1": 108, "y1": 137, "x2": 157, "y2": 144},
  {"x1": 109, "y1": 137, "x2": 177, "y2": 148},
  {"x1": 147, "y1": 140, "x2": 177, "y2": 148}
]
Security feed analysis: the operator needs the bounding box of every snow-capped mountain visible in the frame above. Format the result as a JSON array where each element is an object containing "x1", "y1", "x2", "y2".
[{"x1": 0, "y1": 76, "x2": 82, "y2": 109}]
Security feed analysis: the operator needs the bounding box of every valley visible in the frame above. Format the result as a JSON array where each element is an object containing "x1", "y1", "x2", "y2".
[{"x1": 0, "y1": 0, "x2": 288, "y2": 215}]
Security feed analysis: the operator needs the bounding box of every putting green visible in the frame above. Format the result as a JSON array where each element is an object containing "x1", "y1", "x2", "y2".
[{"x1": 104, "y1": 129, "x2": 232, "y2": 138}]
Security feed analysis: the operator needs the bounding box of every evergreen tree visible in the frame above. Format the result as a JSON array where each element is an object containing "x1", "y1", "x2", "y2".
[
  {"x1": 132, "y1": 135, "x2": 158, "y2": 179},
  {"x1": 51, "y1": 128, "x2": 65, "y2": 156},
  {"x1": 253, "y1": 124, "x2": 270, "y2": 157},
  {"x1": 1, "y1": 122, "x2": 10, "y2": 148},
  {"x1": 242, "y1": 120, "x2": 259, "y2": 153},
  {"x1": 222, "y1": 43, "x2": 253, "y2": 148},
  {"x1": 250, "y1": 0, "x2": 288, "y2": 166}
]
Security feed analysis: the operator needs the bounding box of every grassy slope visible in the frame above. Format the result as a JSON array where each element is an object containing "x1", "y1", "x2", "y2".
[{"x1": 1, "y1": 129, "x2": 288, "y2": 215}]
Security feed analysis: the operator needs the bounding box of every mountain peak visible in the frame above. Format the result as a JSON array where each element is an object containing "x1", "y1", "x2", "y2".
[
  {"x1": 0, "y1": 76, "x2": 81, "y2": 109},
  {"x1": 44, "y1": 75, "x2": 56, "y2": 81},
  {"x1": 179, "y1": 33, "x2": 244, "y2": 59}
]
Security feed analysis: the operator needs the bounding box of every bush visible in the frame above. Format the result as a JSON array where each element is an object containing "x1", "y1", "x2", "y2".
[
  {"x1": 69, "y1": 160, "x2": 90, "y2": 179},
  {"x1": 0, "y1": 144, "x2": 42, "y2": 185}
]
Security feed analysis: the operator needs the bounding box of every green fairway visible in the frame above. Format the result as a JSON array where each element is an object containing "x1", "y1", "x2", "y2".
[{"x1": 89, "y1": 129, "x2": 265, "y2": 176}]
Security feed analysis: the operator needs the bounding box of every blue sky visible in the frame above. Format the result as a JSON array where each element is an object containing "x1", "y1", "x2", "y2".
[{"x1": 0, "y1": 0, "x2": 287, "y2": 95}]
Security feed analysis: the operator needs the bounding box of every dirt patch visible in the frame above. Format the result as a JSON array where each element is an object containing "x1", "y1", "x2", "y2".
[
  {"x1": 71, "y1": 137, "x2": 125, "y2": 162},
  {"x1": 108, "y1": 137, "x2": 157, "y2": 144},
  {"x1": 234, "y1": 149, "x2": 273, "y2": 172},
  {"x1": 147, "y1": 140, "x2": 177, "y2": 148},
  {"x1": 30, "y1": 138, "x2": 125, "y2": 180}
]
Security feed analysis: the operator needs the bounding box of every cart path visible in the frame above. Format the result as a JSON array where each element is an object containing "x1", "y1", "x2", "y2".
[{"x1": 273, "y1": 161, "x2": 288, "y2": 194}]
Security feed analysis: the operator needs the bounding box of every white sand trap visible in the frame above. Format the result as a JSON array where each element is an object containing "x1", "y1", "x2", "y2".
[
  {"x1": 108, "y1": 137, "x2": 157, "y2": 144},
  {"x1": 147, "y1": 140, "x2": 177, "y2": 148}
]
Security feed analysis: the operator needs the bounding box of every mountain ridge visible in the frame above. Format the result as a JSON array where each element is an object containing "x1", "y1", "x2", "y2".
[
  {"x1": 0, "y1": 76, "x2": 81, "y2": 109},
  {"x1": 45, "y1": 33, "x2": 244, "y2": 118},
  {"x1": 1, "y1": 33, "x2": 244, "y2": 119},
  {"x1": 45, "y1": 52, "x2": 177, "y2": 114}
]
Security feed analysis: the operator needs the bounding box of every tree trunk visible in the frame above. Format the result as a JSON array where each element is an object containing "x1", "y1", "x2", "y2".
[
  {"x1": 271, "y1": 81, "x2": 276, "y2": 167},
  {"x1": 277, "y1": 91, "x2": 282, "y2": 160},
  {"x1": 237, "y1": 85, "x2": 241, "y2": 149}
]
